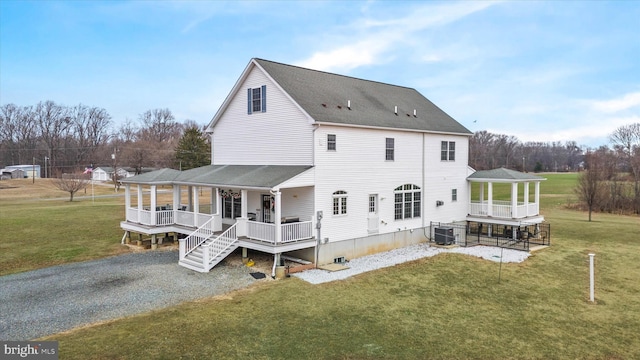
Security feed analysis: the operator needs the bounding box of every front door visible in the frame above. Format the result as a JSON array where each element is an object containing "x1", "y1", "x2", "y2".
[
  {"x1": 262, "y1": 194, "x2": 274, "y2": 223},
  {"x1": 367, "y1": 194, "x2": 379, "y2": 234}
]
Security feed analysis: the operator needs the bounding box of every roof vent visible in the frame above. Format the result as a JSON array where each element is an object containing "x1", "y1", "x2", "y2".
[
  {"x1": 347, "y1": 100, "x2": 351, "y2": 110},
  {"x1": 337, "y1": 105, "x2": 342, "y2": 109},
  {"x1": 394, "y1": 106, "x2": 398, "y2": 116},
  {"x1": 322, "y1": 103, "x2": 327, "y2": 107},
  {"x1": 413, "y1": 109, "x2": 417, "y2": 117}
]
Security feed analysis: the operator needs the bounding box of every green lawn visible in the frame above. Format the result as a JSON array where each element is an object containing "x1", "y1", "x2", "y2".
[
  {"x1": 32, "y1": 173, "x2": 640, "y2": 359},
  {"x1": 0, "y1": 188, "x2": 129, "y2": 276}
]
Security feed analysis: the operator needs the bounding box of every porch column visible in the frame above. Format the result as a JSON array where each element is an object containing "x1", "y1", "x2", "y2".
[
  {"x1": 188, "y1": 187, "x2": 194, "y2": 212},
  {"x1": 173, "y1": 185, "x2": 180, "y2": 224},
  {"x1": 487, "y1": 182, "x2": 493, "y2": 217},
  {"x1": 235, "y1": 189, "x2": 249, "y2": 237},
  {"x1": 511, "y1": 182, "x2": 518, "y2": 218},
  {"x1": 535, "y1": 181, "x2": 541, "y2": 215},
  {"x1": 137, "y1": 185, "x2": 143, "y2": 221},
  {"x1": 241, "y1": 189, "x2": 248, "y2": 218},
  {"x1": 523, "y1": 182, "x2": 530, "y2": 216},
  {"x1": 215, "y1": 188, "x2": 222, "y2": 215},
  {"x1": 150, "y1": 185, "x2": 157, "y2": 226},
  {"x1": 479, "y1": 182, "x2": 484, "y2": 203},
  {"x1": 274, "y1": 190, "x2": 282, "y2": 244},
  {"x1": 214, "y1": 188, "x2": 218, "y2": 215},
  {"x1": 193, "y1": 186, "x2": 200, "y2": 227},
  {"x1": 124, "y1": 184, "x2": 131, "y2": 215}
]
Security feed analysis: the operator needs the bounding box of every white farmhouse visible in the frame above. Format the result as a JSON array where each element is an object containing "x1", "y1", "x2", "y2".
[{"x1": 119, "y1": 58, "x2": 548, "y2": 274}]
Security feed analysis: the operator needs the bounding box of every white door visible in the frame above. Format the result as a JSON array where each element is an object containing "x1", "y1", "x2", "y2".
[{"x1": 367, "y1": 194, "x2": 379, "y2": 234}]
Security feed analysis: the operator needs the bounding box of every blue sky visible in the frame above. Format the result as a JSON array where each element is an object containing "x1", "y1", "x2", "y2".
[{"x1": 1, "y1": 1, "x2": 639, "y2": 148}]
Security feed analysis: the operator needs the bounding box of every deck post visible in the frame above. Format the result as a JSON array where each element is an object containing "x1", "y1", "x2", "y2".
[
  {"x1": 151, "y1": 234, "x2": 157, "y2": 250},
  {"x1": 137, "y1": 233, "x2": 143, "y2": 246},
  {"x1": 179, "y1": 238, "x2": 186, "y2": 260}
]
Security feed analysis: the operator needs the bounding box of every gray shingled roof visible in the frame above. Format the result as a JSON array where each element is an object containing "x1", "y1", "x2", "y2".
[
  {"x1": 120, "y1": 168, "x2": 181, "y2": 184},
  {"x1": 468, "y1": 168, "x2": 546, "y2": 181},
  {"x1": 120, "y1": 165, "x2": 312, "y2": 189},
  {"x1": 254, "y1": 59, "x2": 472, "y2": 134},
  {"x1": 175, "y1": 165, "x2": 312, "y2": 188}
]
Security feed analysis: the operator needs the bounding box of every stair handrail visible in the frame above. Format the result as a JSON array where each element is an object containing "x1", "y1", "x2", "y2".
[
  {"x1": 182, "y1": 216, "x2": 216, "y2": 258},
  {"x1": 203, "y1": 223, "x2": 238, "y2": 270}
]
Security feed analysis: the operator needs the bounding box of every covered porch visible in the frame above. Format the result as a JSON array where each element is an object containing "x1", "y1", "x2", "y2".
[
  {"x1": 466, "y1": 167, "x2": 546, "y2": 226},
  {"x1": 119, "y1": 165, "x2": 317, "y2": 272}
]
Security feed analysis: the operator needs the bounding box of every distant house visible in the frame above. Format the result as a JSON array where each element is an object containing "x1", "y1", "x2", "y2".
[
  {"x1": 0, "y1": 168, "x2": 25, "y2": 179},
  {"x1": 92, "y1": 167, "x2": 157, "y2": 182},
  {"x1": 4, "y1": 165, "x2": 40, "y2": 179},
  {"x1": 119, "y1": 58, "x2": 548, "y2": 274}
]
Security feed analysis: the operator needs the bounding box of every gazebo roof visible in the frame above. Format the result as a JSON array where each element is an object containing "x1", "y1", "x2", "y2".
[{"x1": 467, "y1": 167, "x2": 546, "y2": 182}]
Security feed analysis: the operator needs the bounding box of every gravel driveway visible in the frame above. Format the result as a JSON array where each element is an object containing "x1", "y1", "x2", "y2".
[{"x1": 0, "y1": 250, "x2": 259, "y2": 340}]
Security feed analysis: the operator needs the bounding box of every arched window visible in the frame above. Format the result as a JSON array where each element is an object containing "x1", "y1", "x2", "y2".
[
  {"x1": 394, "y1": 184, "x2": 421, "y2": 220},
  {"x1": 332, "y1": 190, "x2": 347, "y2": 215}
]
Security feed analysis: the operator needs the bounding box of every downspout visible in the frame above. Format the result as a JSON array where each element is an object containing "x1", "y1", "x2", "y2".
[
  {"x1": 270, "y1": 188, "x2": 282, "y2": 278},
  {"x1": 422, "y1": 133, "x2": 429, "y2": 240}
]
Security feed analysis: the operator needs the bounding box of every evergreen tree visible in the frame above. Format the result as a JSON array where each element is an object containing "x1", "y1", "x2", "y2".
[{"x1": 175, "y1": 127, "x2": 210, "y2": 170}]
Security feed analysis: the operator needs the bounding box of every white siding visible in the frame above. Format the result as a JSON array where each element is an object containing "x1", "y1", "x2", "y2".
[
  {"x1": 314, "y1": 126, "x2": 425, "y2": 243},
  {"x1": 211, "y1": 67, "x2": 314, "y2": 165},
  {"x1": 422, "y1": 134, "x2": 470, "y2": 224}
]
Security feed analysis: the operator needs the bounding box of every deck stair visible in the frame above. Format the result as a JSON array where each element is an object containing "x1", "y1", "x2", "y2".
[{"x1": 179, "y1": 222, "x2": 238, "y2": 273}]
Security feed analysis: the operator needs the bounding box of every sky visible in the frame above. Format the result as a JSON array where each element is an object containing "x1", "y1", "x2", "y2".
[{"x1": 1, "y1": 0, "x2": 639, "y2": 148}]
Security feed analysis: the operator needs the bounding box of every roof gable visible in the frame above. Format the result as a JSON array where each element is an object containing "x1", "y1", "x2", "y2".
[{"x1": 209, "y1": 58, "x2": 471, "y2": 135}]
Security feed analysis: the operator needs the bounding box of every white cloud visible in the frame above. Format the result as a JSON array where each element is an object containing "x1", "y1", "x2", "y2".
[
  {"x1": 591, "y1": 92, "x2": 640, "y2": 113},
  {"x1": 296, "y1": 1, "x2": 497, "y2": 72}
]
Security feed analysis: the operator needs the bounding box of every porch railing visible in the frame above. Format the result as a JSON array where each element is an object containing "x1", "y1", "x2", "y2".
[
  {"x1": 469, "y1": 201, "x2": 540, "y2": 218},
  {"x1": 182, "y1": 216, "x2": 216, "y2": 258},
  {"x1": 203, "y1": 223, "x2": 238, "y2": 269},
  {"x1": 246, "y1": 219, "x2": 313, "y2": 244},
  {"x1": 125, "y1": 206, "x2": 219, "y2": 228}
]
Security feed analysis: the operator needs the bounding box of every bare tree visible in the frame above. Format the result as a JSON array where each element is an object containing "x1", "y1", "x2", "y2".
[
  {"x1": 610, "y1": 123, "x2": 640, "y2": 212},
  {"x1": 53, "y1": 173, "x2": 91, "y2": 202},
  {"x1": 70, "y1": 104, "x2": 113, "y2": 167},
  {"x1": 34, "y1": 101, "x2": 71, "y2": 176},
  {"x1": 575, "y1": 149, "x2": 607, "y2": 221}
]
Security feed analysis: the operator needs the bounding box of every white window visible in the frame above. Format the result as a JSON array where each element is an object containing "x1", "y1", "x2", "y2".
[
  {"x1": 441, "y1": 141, "x2": 455, "y2": 161},
  {"x1": 394, "y1": 184, "x2": 421, "y2": 220},
  {"x1": 452, "y1": 189, "x2": 457, "y2": 202},
  {"x1": 386, "y1": 138, "x2": 394, "y2": 161},
  {"x1": 327, "y1": 134, "x2": 336, "y2": 151},
  {"x1": 369, "y1": 194, "x2": 378, "y2": 214},
  {"x1": 332, "y1": 190, "x2": 347, "y2": 215},
  {"x1": 247, "y1": 85, "x2": 266, "y2": 114}
]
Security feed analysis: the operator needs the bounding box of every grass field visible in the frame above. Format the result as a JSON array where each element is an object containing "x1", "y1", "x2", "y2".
[{"x1": 3, "y1": 174, "x2": 640, "y2": 358}]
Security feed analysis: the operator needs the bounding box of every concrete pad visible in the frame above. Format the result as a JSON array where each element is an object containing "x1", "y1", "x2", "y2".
[{"x1": 318, "y1": 263, "x2": 350, "y2": 272}]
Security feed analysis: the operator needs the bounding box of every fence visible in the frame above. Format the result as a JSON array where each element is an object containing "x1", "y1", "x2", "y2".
[{"x1": 429, "y1": 221, "x2": 551, "y2": 251}]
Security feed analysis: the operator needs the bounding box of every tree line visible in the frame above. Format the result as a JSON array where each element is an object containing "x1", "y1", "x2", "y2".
[
  {"x1": 0, "y1": 101, "x2": 210, "y2": 177},
  {"x1": 469, "y1": 125, "x2": 640, "y2": 215}
]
